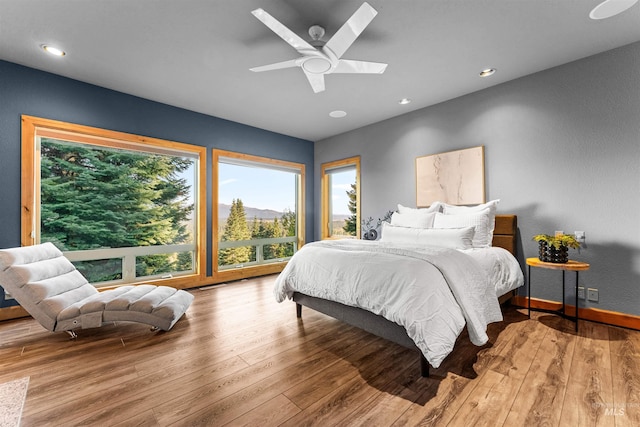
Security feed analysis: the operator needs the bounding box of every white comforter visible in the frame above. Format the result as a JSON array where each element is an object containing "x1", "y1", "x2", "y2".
[{"x1": 274, "y1": 240, "x2": 514, "y2": 368}]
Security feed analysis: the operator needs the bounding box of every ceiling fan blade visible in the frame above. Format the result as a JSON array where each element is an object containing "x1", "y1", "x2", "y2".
[
  {"x1": 324, "y1": 2, "x2": 378, "y2": 59},
  {"x1": 303, "y1": 71, "x2": 325, "y2": 93},
  {"x1": 251, "y1": 8, "x2": 316, "y2": 54},
  {"x1": 333, "y1": 59, "x2": 387, "y2": 74},
  {"x1": 250, "y1": 59, "x2": 299, "y2": 72}
]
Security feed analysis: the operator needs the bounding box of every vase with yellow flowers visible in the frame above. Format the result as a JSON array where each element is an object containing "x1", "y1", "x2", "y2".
[{"x1": 533, "y1": 233, "x2": 581, "y2": 263}]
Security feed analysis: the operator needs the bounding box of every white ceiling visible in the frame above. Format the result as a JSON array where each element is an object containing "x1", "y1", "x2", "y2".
[{"x1": 1, "y1": 0, "x2": 639, "y2": 141}]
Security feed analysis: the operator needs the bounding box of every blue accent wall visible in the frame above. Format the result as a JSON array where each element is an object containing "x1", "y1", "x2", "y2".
[{"x1": 0, "y1": 60, "x2": 314, "y2": 306}]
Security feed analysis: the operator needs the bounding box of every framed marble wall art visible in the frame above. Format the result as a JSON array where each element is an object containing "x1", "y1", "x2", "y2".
[{"x1": 416, "y1": 145, "x2": 485, "y2": 207}]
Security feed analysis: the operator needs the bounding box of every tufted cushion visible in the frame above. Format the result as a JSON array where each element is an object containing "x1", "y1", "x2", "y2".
[{"x1": 0, "y1": 243, "x2": 193, "y2": 333}]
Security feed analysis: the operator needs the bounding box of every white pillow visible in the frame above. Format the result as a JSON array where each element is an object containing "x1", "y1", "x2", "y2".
[
  {"x1": 390, "y1": 211, "x2": 435, "y2": 228},
  {"x1": 441, "y1": 199, "x2": 500, "y2": 216},
  {"x1": 397, "y1": 202, "x2": 441, "y2": 214},
  {"x1": 433, "y1": 210, "x2": 493, "y2": 248},
  {"x1": 441, "y1": 199, "x2": 500, "y2": 247},
  {"x1": 380, "y1": 222, "x2": 474, "y2": 249}
]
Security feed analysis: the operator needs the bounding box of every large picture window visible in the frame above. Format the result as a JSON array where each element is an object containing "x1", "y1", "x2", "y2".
[
  {"x1": 321, "y1": 156, "x2": 360, "y2": 239},
  {"x1": 21, "y1": 116, "x2": 206, "y2": 289},
  {"x1": 213, "y1": 149, "x2": 305, "y2": 281}
]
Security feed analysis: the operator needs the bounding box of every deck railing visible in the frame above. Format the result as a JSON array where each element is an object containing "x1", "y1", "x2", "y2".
[
  {"x1": 217, "y1": 236, "x2": 297, "y2": 270},
  {"x1": 63, "y1": 243, "x2": 195, "y2": 287}
]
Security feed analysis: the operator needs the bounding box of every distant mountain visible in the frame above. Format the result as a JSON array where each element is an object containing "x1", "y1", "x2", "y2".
[
  {"x1": 218, "y1": 203, "x2": 284, "y2": 220},
  {"x1": 218, "y1": 203, "x2": 351, "y2": 221}
]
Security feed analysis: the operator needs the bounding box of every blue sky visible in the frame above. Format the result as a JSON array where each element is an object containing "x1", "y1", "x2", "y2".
[
  {"x1": 219, "y1": 163, "x2": 355, "y2": 215},
  {"x1": 329, "y1": 169, "x2": 356, "y2": 216},
  {"x1": 219, "y1": 163, "x2": 297, "y2": 212}
]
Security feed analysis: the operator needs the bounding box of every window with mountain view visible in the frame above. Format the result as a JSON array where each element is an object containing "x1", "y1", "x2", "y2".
[
  {"x1": 214, "y1": 150, "x2": 305, "y2": 278},
  {"x1": 21, "y1": 116, "x2": 206, "y2": 288},
  {"x1": 321, "y1": 156, "x2": 360, "y2": 239}
]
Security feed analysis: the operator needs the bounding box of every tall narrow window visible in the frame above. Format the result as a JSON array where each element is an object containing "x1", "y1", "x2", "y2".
[
  {"x1": 21, "y1": 116, "x2": 206, "y2": 289},
  {"x1": 213, "y1": 149, "x2": 305, "y2": 281},
  {"x1": 321, "y1": 156, "x2": 360, "y2": 239}
]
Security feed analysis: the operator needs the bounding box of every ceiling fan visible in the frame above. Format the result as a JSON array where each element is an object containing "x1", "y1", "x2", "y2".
[{"x1": 249, "y1": 2, "x2": 387, "y2": 93}]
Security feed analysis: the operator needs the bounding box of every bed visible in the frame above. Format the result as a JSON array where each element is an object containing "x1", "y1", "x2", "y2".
[{"x1": 274, "y1": 203, "x2": 523, "y2": 377}]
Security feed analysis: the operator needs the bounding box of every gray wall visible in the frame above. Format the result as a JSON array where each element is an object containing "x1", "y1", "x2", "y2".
[{"x1": 315, "y1": 41, "x2": 640, "y2": 316}]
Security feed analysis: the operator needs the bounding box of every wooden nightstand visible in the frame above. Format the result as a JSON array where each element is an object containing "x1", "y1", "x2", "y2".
[{"x1": 526, "y1": 257, "x2": 590, "y2": 331}]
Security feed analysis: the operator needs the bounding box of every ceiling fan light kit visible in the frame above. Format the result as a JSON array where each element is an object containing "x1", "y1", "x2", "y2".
[{"x1": 250, "y1": 2, "x2": 388, "y2": 93}]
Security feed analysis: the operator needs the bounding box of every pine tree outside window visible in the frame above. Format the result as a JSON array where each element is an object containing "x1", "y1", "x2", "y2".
[
  {"x1": 321, "y1": 157, "x2": 360, "y2": 240},
  {"x1": 21, "y1": 116, "x2": 206, "y2": 289},
  {"x1": 213, "y1": 149, "x2": 305, "y2": 281}
]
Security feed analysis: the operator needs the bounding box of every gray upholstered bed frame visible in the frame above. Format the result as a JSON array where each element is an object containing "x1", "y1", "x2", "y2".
[{"x1": 293, "y1": 215, "x2": 518, "y2": 377}]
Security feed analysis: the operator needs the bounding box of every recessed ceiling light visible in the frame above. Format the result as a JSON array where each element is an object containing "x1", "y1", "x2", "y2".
[
  {"x1": 41, "y1": 44, "x2": 66, "y2": 57},
  {"x1": 479, "y1": 68, "x2": 496, "y2": 77},
  {"x1": 399, "y1": 98, "x2": 412, "y2": 105},
  {"x1": 329, "y1": 110, "x2": 347, "y2": 118},
  {"x1": 590, "y1": 0, "x2": 638, "y2": 20}
]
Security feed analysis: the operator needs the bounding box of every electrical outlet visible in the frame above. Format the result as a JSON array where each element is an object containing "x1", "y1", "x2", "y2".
[
  {"x1": 575, "y1": 231, "x2": 585, "y2": 243},
  {"x1": 578, "y1": 287, "x2": 585, "y2": 299},
  {"x1": 587, "y1": 288, "x2": 599, "y2": 302}
]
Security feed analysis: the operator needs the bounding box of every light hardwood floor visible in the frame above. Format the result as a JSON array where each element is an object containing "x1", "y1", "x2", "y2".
[{"x1": 1, "y1": 274, "x2": 639, "y2": 426}]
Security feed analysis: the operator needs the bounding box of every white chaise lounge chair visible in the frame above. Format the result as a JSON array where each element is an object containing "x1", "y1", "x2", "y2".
[{"x1": 0, "y1": 242, "x2": 194, "y2": 337}]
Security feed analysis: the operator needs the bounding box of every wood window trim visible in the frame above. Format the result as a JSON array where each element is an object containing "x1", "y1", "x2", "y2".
[
  {"x1": 212, "y1": 149, "x2": 306, "y2": 283},
  {"x1": 320, "y1": 156, "x2": 361, "y2": 240},
  {"x1": 20, "y1": 115, "x2": 208, "y2": 290}
]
